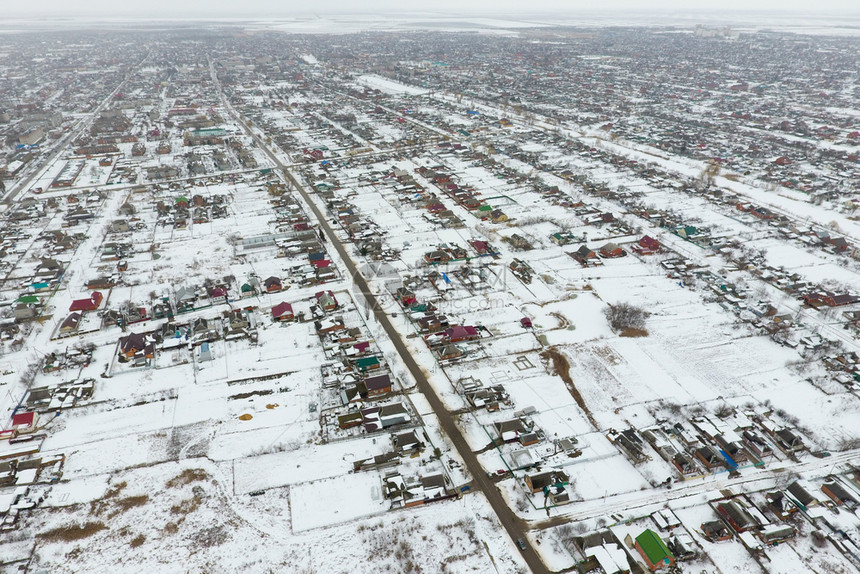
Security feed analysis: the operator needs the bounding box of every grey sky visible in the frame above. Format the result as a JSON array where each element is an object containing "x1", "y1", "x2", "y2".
[{"x1": 6, "y1": 0, "x2": 859, "y2": 17}]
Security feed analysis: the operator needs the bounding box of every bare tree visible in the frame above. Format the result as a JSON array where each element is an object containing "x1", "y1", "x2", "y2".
[{"x1": 604, "y1": 303, "x2": 647, "y2": 332}]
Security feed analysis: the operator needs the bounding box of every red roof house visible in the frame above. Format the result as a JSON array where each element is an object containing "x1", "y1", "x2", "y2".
[
  {"x1": 69, "y1": 291, "x2": 103, "y2": 312},
  {"x1": 11, "y1": 411, "x2": 37, "y2": 432},
  {"x1": 272, "y1": 302, "x2": 294, "y2": 321},
  {"x1": 633, "y1": 235, "x2": 661, "y2": 255},
  {"x1": 445, "y1": 325, "x2": 480, "y2": 343}
]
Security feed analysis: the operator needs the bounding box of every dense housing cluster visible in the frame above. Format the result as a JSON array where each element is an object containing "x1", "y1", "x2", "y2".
[{"x1": 0, "y1": 22, "x2": 858, "y2": 574}]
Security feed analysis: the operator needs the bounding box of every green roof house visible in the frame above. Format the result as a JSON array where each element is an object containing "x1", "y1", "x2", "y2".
[
  {"x1": 634, "y1": 529, "x2": 674, "y2": 571},
  {"x1": 355, "y1": 356, "x2": 380, "y2": 372},
  {"x1": 676, "y1": 225, "x2": 699, "y2": 240}
]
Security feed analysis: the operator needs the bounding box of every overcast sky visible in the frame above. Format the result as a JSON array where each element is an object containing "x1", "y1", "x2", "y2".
[{"x1": 6, "y1": 0, "x2": 858, "y2": 17}]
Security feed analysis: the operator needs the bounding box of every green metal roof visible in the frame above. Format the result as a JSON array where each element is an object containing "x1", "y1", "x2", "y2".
[
  {"x1": 190, "y1": 128, "x2": 227, "y2": 137},
  {"x1": 356, "y1": 356, "x2": 379, "y2": 368},
  {"x1": 635, "y1": 529, "x2": 673, "y2": 565}
]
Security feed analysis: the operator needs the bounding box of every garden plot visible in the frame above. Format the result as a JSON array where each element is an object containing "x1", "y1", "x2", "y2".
[
  {"x1": 561, "y1": 432, "x2": 652, "y2": 500},
  {"x1": 41, "y1": 400, "x2": 178, "y2": 453},
  {"x1": 760, "y1": 238, "x2": 860, "y2": 286},
  {"x1": 232, "y1": 436, "x2": 386, "y2": 494},
  {"x1": 291, "y1": 472, "x2": 387, "y2": 532},
  {"x1": 672, "y1": 504, "x2": 771, "y2": 574}
]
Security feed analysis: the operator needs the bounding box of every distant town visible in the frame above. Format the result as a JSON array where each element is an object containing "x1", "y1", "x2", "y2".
[{"x1": 0, "y1": 20, "x2": 858, "y2": 574}]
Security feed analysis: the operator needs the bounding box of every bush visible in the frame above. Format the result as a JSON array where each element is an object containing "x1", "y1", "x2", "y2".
[
  {"x1": 39, "y1": 522, "x2": 107, "y2": 542},
  {"x1": 115, "y1": 494, "x2": 149, "y2": 512},
  {"x1": 165, "y1": 468, "x2": 208, "y2": 488},
  {"x1": 604, "y1": 303, "x2": 647, "y2": 332}
]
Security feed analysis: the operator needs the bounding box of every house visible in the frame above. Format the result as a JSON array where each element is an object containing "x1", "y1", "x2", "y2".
[
  {"x1": 765, "y1": 491, "x2": 796, "y2": 518},
  {"x1": 829, "y1": 237, "x2": 850, "y2": 252},
  {"x1": 263, "y1": 276, "x2": 282, "y2": 293},
  {"x1": 493, "y1": 419, "x2": 528, "y2": 442},
  {"x1": 824, "y1": 292, "x2": 859, "y2": 307},
  {"x1": 437, "y1": 344, "x2": 463, "y2": 361},
  {"x1": 715, "y1": 434, "x2": 749, "y2": 464},
  {"x1": 700, "y1": 520, "x2": 732, "y2": 542},
  {"x1": 424, "y1": 250, "x2": 450, "y2": 264},
  {"x1": 101, "y1": 309, "x2": 121, "y2": 328},
  {"x1": 416, "y1": 314, "x2": 449, "y2": 334},
  {"x1": 315, "y1": 318, "x2": 345, "y2": 334},
  {"x1": 209, "y1": 286, "x2": 228, "y2": 302},
  {"x1": 395, "y1": 288, "x2": 417, "y2": 307},
  {"x1": 271, "y1": 302, "x2": 294, "y2": 322},
  {"x1": 68, "y1": 291, "x2": 103, "y2": 313},
  {"x1": 36, "y1": 257, "x2": 64, "y2": 279},
  {"x1": 821, "y1": 481, "x2": 857, "y2": 508},
  {"x1": 174, "y1": 286, "x2": 198, "y2": 312},
  {"x1": 354, "y1": 355, "x2": 381, "y2": 373},
  {"x1": 420, "y1": 473, "x2": 448, "y2": 502},
  {"x1": 111, "y1": 219, "x2": 130, "y2": 233},
  {"x1": 118, "y1": 332, "x2": 154, "y2": 359},
  {"x1": 392, "y1": 430, "x2": 421, "y2": 454},
  {"x1": 469, "y1": 240, "x2": 496, "y2": 256},
  {"x1": 674, "y1": 225, "x2": 702, "y2": 241},
  {"x1": 741, "y1": 430, "x2": 773, "y2": 458},
  {"x1": 28, "y1": 282, "x2": 51, "y2": 294},
  {"x1": 774, "y1": 428, "x2": 804, "y2": 452},
  {"x1": 444, "y1": 325, "x2": 479, "y2": 343},
  {"x1": 550, "y1": 232, "x2": 579, "y2": 246},
  {"x1": 671, "y1": 453, "x2": 696, "y2": 475},
  {"x1": 240, "y1": 278, "x2": 260, "y2": 298},
  {"x1": 524, "y1": 470, "x2": 569, "y2": 494},
  {"x1": 786, "y1": 481, "x2": 819, "y2": 510},
  {"x1": 87, "y1": 276, "x2": 117, "y2": 289},
  {"x1": 694, "y1": 445, "x2": 724, "y2": 469},
  {"x1": 315, "y1": 290, "x2": 338, "y2": 311},
  {"x1": 361, "y1": 403, "x2": 411, "y2": 432},
  {"x1": 59, "y1": 312, "x2": 82, "y2": 335},
  {"x1": 633, "y1": 235, "x2": 661, "y2": 255},
  {"x1": 123, "y1": 306, "x2": 147, "y2": 325},
  {"x1": 717, "y1": 500, "x2": 755, "y2": 533},
  {"x1": 11, "y1": 411, "x2": 38, "y2": 434},
  {"x1": 152, "y1": 301, "x2": 172, "y2": 320},
  {"x1": 519, "y1": 432, "x2": 539, "y2": 446},
  {"x1": 571, "y1": 245, "x2": 601, "y2": 266},
  {"x1": 666, "y1": 534, "x2": 697, "y2": 562},
  {"x1": 13, "y1": 303, "x2": 38, "y2": 321},
  {"x1": 225, "y1": 309, "x2": 252, "y2": 333},
  {"x1": 585, "y1": 543, "x2": 631, "y2": 574},
  {"x1": 599, "y1": 242, "x2": 626, "y2": 258},
  {"x1": 507, "y1": 234, "x2": 533, "y2": 250},
  {"x1": 634, "y1": 529, "x2": 674, "y2": 571},
  {"x1": 759, "y1": 524, "x2": 796, "y2": 545},
  {"x1": 489, "y1": 209, "x2": 508, "y2": 223},
  {"x1": 363, "y1": 373, "x2": 392, "y2": 397}
]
